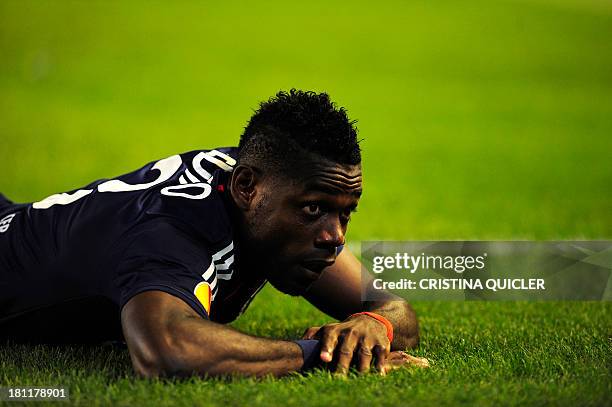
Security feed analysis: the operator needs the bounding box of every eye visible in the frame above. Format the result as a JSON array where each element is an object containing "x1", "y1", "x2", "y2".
[
  {"x1": 340, "y1": 207, "x2": 357, "y2": 224},
  {"x1": 340, "y1": 209, "x2": 352, "y2": 223},
  {"x1": 302, "y1": 204, "x2": 322, "y2": 217}
]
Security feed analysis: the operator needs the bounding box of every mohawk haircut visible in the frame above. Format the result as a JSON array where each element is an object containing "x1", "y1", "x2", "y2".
[{"x1": 238, "y1": 89, "x2": 361, "y2": 175}]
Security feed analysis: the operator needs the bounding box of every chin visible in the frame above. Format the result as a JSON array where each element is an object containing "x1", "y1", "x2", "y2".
[
  {"x1": 269, "y1": 279, "x2": 304, "y2": 297},
  {"x1": 280, "y1": 285, "x2": 305, "y2": 297}
]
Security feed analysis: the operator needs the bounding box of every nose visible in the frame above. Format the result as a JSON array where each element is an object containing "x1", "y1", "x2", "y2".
[{"x1": 314, "y1": 218, "x2": 345, "y2": 251}]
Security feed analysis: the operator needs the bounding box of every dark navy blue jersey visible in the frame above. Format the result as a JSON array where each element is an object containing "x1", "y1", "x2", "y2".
[{"x1": 0, "y1": 147, "x2": 268, "y2": 341}]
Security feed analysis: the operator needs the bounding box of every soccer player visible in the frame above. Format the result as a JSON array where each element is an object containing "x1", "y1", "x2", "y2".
[{"x1": 0, "y1": 90, "x2": 425, "y2": 377}]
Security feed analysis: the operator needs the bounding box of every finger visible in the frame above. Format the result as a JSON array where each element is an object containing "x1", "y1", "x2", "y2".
[
  {"x1": 384, "y1": 352, "x2": 409, "y2": 370},
  {"x1": 385, "y1": 352, "x2": 430, "y2": 369},
  {"x1": 387, "y1": 350, "x2": 409, "y2": 363},
  {"x1": 334, "y1": 331, "x2": 359, "y2": 375},
  {"x1": 319, "y1": 327, "x2": 339, "y2": 363},
  {"x1": 406, "y1": 355, "x2": 430, "y2": 368},
  {"x1": 373, "y1": 344, "x2": 388, "y2": 375},
  {"x1": 301, "y1": 326, "x2": 321, "y2": 340},
  {"x1": 356, "y1": 343, "x2": 373, "y2": 374}
]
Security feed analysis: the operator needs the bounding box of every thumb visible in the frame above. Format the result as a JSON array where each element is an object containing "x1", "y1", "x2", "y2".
[{"x1": 320, "y1": 348, "x2": 333, "y2": 363}]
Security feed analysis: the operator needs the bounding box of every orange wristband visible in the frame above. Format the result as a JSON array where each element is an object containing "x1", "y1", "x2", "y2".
[{"x1": 349, "y1": 312, "x2": 394, "y2": 343}]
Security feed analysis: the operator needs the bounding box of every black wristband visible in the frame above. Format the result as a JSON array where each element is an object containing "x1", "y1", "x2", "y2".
[{"x1": 294, "y1": 339, "x2": 322, "y2": 371}]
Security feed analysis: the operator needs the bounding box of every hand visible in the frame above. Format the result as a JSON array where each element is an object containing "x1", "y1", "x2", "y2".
[{"x1": 301, "y1": 314, "x2": 390, "y2": 374}]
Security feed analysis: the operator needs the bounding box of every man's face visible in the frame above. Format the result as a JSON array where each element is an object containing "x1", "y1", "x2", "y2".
[{"x1": 242, "y1": 160, "x2": 362, "y2": 296}]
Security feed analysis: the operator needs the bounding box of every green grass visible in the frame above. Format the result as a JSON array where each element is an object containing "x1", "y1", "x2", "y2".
[
  {"x1": 1, "y1": 0, "x2": 611, "y2": 405},
  {"x1": 1, "y1": 297, "x2": 610, "y2": 406}
]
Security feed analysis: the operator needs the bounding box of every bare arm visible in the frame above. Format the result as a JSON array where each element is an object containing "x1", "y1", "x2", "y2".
[
  {"x1": 304, "y1": 247, "x2": 419, "y2": 351},
  {"x1": 121, "y1": 290, "x2": 304, "y2": 378}
]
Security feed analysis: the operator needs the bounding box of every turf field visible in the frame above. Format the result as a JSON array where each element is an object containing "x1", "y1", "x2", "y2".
[{"x1": 1, "y1": 0, "x2": 611, "y2": 406}]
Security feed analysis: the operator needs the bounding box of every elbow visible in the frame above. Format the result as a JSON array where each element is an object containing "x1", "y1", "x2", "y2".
[
  {"x1": 131, "y1": 355, "x2": 164, "y2": 378},
  {"x1": 129, "y1": 342, "x2": 181, "y2": 378},
  {"x1": 128, "y1": 338, "x2": 217, "y2": 378}
]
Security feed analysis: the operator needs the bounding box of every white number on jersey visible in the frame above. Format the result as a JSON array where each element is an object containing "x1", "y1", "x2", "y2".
[
  {"x1": 32, "y1": 151, "x2": 234, "y2": 210},
  {"x1": 32, "y1": 189, "x2": 94, "y2": 209},
  {"x1": 98, "y1": 155, "x2": 182, "y2": 193},
  {"x1": 0, "y1": 213, "x2": 16, "y2": 233},
  {"x1": 161, "y1": 183, "x2": 212, "y2": 200}
]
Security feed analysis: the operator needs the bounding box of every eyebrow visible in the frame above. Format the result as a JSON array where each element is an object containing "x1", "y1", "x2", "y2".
[{"x1": 304, "y1": 183, "x2": 362, "y2": 197}]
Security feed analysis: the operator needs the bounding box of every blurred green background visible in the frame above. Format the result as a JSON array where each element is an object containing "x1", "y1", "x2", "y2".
[
  {"x1": 1, "y1": 2, "x2": 611, "y2": 406},
  {"x1": 2, "y1": 0, "x2": 610, "y2": 241}
]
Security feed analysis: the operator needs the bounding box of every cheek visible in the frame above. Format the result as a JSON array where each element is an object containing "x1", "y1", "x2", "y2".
[
  {"x1": 260, "y1": 218, "x2": 317, "y2": 262},
  {"x1": 256, "y1": 207, "x2": 309, "y2": 241},
  {"x1": 249, "y1": 196, "x2": 317, "y2": 255}
]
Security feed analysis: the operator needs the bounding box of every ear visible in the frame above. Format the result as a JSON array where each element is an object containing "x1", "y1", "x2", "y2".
[{"x1": 229, "y1": 165, "x2": 259, "y2": 211}]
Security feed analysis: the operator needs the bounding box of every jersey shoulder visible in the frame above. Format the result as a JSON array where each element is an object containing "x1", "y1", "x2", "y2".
[
  {"x1": 22, "y1": 146, "x2": 239, "y2": 255},
  {"x1": 112, "y1": 147, "x2": 240, "y2": 318},
  {"x1": 87, "y1": 147, "x2": 237, "y2": 242},
  {"x1": 150, "y1": 147, "x2": 237, "y2": 243}
]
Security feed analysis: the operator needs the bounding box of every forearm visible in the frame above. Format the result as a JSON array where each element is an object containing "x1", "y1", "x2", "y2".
[
  {"x1": 364, "y1": 300, "x2": 419, "y2": 350},
  {"x1": 162, "y1": 315, "x2": 304, "y2": 377},
  {"x1": 122, "y1": 293, "x2": 305, "y2": 378}
]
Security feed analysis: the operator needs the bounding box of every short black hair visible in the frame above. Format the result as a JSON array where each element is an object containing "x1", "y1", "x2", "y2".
[{"x1": 238, "y1": 89, "x2": 361, "y2": 175}]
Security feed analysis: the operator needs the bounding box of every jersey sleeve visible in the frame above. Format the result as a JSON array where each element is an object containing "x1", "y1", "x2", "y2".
[{"x1": 114, "y1": 219, "x2": 215, "y2": 319}]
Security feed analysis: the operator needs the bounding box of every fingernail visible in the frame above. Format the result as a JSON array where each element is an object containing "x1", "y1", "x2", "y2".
[{"x1": 320, "y1": 351, "x2": 332, "y2": 362}]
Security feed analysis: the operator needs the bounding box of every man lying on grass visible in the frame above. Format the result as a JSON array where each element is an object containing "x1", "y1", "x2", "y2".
[{"x1": 0, "y1": 89, "x2": 428, "y2": 376}]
